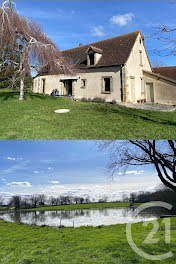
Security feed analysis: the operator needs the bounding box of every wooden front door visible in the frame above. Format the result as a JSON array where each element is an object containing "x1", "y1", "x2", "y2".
[{"x1": 68, "y1": 80, "x2": 72, "y2": 95}]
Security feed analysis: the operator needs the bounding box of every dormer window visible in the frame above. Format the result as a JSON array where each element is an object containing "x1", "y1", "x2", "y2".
[
  {"x1": 89, "y1": 54, "x2": 94, "y2": 65},
  {"x1": 86, "y1": 46, "x2": 103, "y2": 66}
]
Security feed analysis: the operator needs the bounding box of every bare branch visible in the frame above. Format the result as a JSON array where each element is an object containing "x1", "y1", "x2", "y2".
[{"x1": 98, "y1": 140, "x2": 176, "y2": 192}]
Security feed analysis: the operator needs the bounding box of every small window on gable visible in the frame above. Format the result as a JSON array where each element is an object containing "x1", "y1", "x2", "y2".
[
  {"x1": 139, "y1": 38, "x2": 142, "y2": 44},
  {"x1": 89, "y1": 54, "x2": 94, "y2": 65},
  {"x1": 81, "y1": 79, "x2": 86, "y2": 88},
  {"x1": 139, "y1": 50, "x2": 142, "y2": 66}
]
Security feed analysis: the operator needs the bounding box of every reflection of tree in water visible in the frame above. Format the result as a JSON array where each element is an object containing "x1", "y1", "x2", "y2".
[
  {"x1": 2, "y1": 206, "x2": 172, "y2": 227},
  {"x1": 8, "y1": 211, "x2": 47, "y2": 225},
  {"x1": 8, "y1": 212, "x2": 22, "y2": 224},
  {"x1": 139, "y1": 207, "x2": 170, "y2": 218},
  {"x1": 121, "y1": 207, "x2": 170, "y2": 219},
  {"x1": 97, "y1": 209, "x2": 110, "y2": 217},
  {"x1": 122, "y1": 208, "x2": 132, "y2": 218},
  {"x1": 47, "y1": 209, "x2": 91, "y2": 219}
]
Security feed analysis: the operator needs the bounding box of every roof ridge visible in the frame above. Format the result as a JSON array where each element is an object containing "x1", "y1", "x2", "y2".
[{"x1": 62, "y1": 30, "x2": 140, "y2": 53}]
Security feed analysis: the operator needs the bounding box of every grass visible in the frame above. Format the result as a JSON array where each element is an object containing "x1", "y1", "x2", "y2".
[
  {"x1": 0, "y1": 89, "x2": 176, "y2": 139},
  {"x1": 0, "y1": 207, "x2": 8, "y2": 211},
  {"x1": 0, "y1": 217, "x2": 176, "y2": 263},
  {"x1": 19, "y1": 202, "x2": 131, "y2": 212}
]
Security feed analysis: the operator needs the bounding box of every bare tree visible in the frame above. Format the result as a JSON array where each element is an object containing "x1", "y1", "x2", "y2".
[
  {"x1": 99, "y1": 140, "x2": 176, "y2": 192},
  {"x1": 49, "y1": 196, "x2": 57, "y2": 206},
  {"x1": 153, "y1": 24, "x2": 176, "y2": 57},
  {"x1": 152, "y1": 59, "x2": 166, "y2": 68},
  {"x1": 80, "y1": 197, "x2": 84, "y2": 204},
  {"x1": 152, "y1": 2, "x2": 176, "y2": 57},
  {"x1": 38, "y1": 194, "x2": 46, "y2": 206},
  {"x1": 0, "y1": 0, "x2": 74, "y2": 100},
  {"x1": 9, "y1": 195, "x2": 21, "y2": 209},
  {"x1": 30, "y1": 195, "x2": 39, "y2": 208},
  {"x1": 85, "y1": 197, "x2": 90, "y2": 204},
  {"x1": 74, "y1": 197, "x2": 80, "y2": 204}
]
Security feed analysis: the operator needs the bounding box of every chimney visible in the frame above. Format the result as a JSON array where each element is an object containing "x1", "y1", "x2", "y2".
[{"x1": 79, "y1": 43, "x2": 83, "y2": 47}]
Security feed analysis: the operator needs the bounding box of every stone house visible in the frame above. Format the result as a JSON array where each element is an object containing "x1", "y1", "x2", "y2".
[{"x1": 33, "y1": 30, "x2": 176, "y2": 105}]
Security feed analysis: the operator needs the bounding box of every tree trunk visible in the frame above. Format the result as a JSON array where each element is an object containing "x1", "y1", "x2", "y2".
[{"x1": 19, "y1": 75, "x2": 24, "y2": 101}]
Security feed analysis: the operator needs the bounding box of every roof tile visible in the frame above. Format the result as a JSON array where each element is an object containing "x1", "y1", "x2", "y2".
[
  {"x1": 153, "y1": 67, "x2": 176, "y2": 81},
  {"x1": 62, "y1": 31, "x2": 140, "y2": 69}
]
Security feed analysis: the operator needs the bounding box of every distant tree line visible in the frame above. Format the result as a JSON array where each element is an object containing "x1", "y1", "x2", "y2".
[
  {"x1": 0, "y1": 194, "x2": 109, "y2": 210},
  {"x1": 128, "y1": 185, "x2": 176, "y2": 210}
]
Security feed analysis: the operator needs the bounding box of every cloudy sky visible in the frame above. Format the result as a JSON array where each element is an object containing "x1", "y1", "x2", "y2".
[
  {"x1": 0, "y1": 141, "x2": 160, "y2": 201},
  {"x1": 14, "y1": 0, "x2": 176, "y2": 66}
]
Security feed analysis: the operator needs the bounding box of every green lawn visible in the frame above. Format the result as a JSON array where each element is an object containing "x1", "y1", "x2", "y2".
[
  {"x1": 0, "y1": 89, "x2": 176, "y2": 139},
  {"x1": 19, "y1": 202, "x2": 131, "y2": 212},
  {"x1": 0, "y1": 217, "x2": 176, "y2": 263}
]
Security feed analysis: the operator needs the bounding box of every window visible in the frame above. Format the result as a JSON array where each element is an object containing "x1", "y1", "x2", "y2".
[
  {"x1": 89, "y1": 54, "x2": 94, "y2": 65},
  {"x1": 81, "y1": 79, "x2": 86, "y2": 88},
  {"x1": 141, "y1": 78, "x2": 144, "y2": 95},
  {"x1": 42, "y1": 79, "x2": 46, "y2": 93},
  {"x1": 72, "y1": 59, "x2": 78, "y2": 65},
  {"x1": 104, "y1": 78, "x2": 110, "y2": 92},
  {"x1": 139, "y1": 50, "x2": 142, "y2": 66},
  {"x1": 102, "y1": 77, "x2": 112, "y2": 93}
]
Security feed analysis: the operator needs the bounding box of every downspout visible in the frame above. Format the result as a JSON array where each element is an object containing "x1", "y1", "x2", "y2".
[{"x1": 120, "y1": 64, "x2": 124, "y2": 102}]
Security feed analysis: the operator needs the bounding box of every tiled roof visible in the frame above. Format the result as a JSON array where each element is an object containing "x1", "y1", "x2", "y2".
[
  {"x1": 62, "y1": 31, "x2": 140, "y2": 68},
  {"x1": 153, "y1": 67, "x2": 176, "y2": 81}
]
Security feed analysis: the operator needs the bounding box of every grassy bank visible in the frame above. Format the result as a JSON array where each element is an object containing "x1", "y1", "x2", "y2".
[
  {"x1": 0, "y1": 89, "x2": 176, "y2": 139},
  {"x1": 19, "y1": 202, "x2": 131, "y2": 212},
  {"x1": 0, "y1": 217, "x2": 176, "y2": 264}
]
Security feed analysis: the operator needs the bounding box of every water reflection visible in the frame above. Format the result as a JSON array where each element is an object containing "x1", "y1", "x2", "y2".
[{"x1": 0, "y1": 207, "x2": 170, "y2": 228}]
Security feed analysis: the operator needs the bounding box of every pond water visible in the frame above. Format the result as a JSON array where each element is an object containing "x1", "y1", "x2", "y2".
[{"x1": 0, "y1": 207, "x2": 169, "y2": 228}]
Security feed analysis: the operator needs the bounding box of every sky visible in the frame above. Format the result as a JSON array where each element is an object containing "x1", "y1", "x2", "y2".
[
  {"x1": 13, "y1": 0, "x2": 176, "y2": 66},
  {"x1": 0, "y1": 140, "x2": 160, "y2": 201}
]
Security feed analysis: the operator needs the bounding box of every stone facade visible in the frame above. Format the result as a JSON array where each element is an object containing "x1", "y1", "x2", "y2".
[{"x1": 33, "y1": 31, "x2": 176, "y2": 105}]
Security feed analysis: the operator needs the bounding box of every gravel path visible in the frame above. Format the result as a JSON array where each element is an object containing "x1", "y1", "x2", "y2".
[{"x1": 118, "y1": 102, "x2": 176, "y2": 112}]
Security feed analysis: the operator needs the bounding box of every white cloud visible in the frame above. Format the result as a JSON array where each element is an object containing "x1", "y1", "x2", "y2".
[
  {"x1": 33, "y1": 171, "x2": 39, "y2": 174},
  {"x1": 49, "y1": 180, "x2": 60, "y2": 185},
  {"x1": 118, "y1": 170, "x2": 144, "y2": 175},
  {"x1": 91, "y1": 26, "x2": 106, "y2": 37},
  {"x1": 3, "y1": 161, "x2": 29, "y2": 174},
  {"x1": 126, "y1": 170, "x2": 144, "y2": 175},
  {"x1": 7, "y1": 157, "x2": 16, "y2": 161},
  {"x1": 110, "y1": 13, "x2": 134, "y2": 26},
  {"x1": 6, "y1": 157, "x2": 23, "y2": 161},
  {"x1": 48, "y1": 167, "x2": 54, "y2": 171},
  {"x1": 7, "y1": 182, "x2": 32, "y2": 187},
  {"x1": 0, "y1": 173, "x2": 160, "y2": 201}
]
